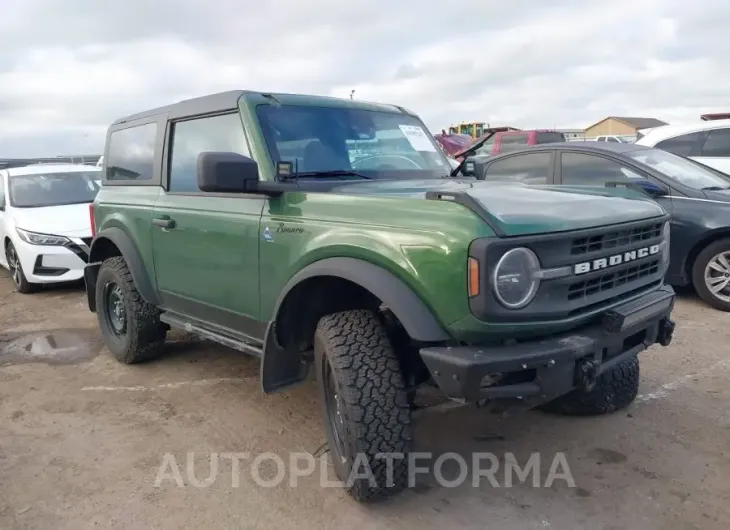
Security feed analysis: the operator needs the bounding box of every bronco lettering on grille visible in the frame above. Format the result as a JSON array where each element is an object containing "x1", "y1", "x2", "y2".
[{"x1": 574, "y1": 244, "x2": 660, "y2": 275}]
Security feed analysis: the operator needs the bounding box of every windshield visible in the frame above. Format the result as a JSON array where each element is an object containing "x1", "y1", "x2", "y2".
[
  {"x1": 626, "y1": 148, "x2": 730, "y2": 190},
  {"x1": 256, "y1": 105, "x2": 451, "y2": 179},
  {"x1": 9, "y1": 171, "x2": 102, "y2": 208}
]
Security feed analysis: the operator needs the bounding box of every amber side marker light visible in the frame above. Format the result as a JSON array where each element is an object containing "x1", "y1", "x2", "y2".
[{"x1": 468, "y1": 257, "x2": 480, "y2": 297}]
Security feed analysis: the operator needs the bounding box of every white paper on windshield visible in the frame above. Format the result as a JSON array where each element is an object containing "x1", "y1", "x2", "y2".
[{"x1": 399, "y1": 125, "x2": 437, "y2": 152}]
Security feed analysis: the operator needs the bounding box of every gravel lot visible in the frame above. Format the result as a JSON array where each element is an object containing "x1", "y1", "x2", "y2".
[{"x1": 1, "y1": 270, "x2": 729, "y2": 530}]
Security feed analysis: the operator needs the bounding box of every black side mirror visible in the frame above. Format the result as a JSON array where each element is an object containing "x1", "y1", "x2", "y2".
[
  {"x1": 461, "y1": 156, "x2": 477, "y2": 177},
  {"x1": 197, "y1": 152, "x2": 260, "y2": 193}
]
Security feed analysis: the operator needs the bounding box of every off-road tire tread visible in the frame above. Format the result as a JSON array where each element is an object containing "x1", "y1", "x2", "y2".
[
  {"x1": 540, "y1": 356, "x2": 639, "y2": 416},
  {"x1": 97, "y1": 256, "x2": 166, "y2": 363},
  {"x1": 691, "y1": 238, "x2": 730, "y2": 312},
  {"x1": 315, "y1": 309, "x2": 413, "y2": 502}
]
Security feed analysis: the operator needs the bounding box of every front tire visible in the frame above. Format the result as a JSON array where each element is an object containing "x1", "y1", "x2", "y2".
[
  {"x1": 539, "y1": 356, "x2": 640, "y2": 416},
  {"x1": 314, "y1": 309, "x2": 413, "y2": 502},
  {"x1": 95, "y1": 256, "x2": 166, "y2": 363},
  {"x1": 5, "y1": 241, "x2": 39, "y2": 294},
  {"x1": 692, "y1": 238, "x2": 730, "y2": 311}
]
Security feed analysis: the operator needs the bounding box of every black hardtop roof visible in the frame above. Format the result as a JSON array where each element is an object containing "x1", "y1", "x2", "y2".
[{"x1": 111, "y1": 90, "x2": 410, "y2": 126}]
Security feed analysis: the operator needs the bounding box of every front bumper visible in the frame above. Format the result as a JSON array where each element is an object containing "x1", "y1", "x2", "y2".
[
  {"x1": 419, "y1": 285, "x2": 675, "y2": 406},
  {"x1": 14, "y1": 236, "x2": 90, "y2": 284}
]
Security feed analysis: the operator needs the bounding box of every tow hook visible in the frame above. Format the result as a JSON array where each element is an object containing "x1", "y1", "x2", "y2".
[
  {"x1": 575, "y1": 358, "x2": 600, "y2": 392},
  {"x1": 657, "y1": 318, "x2": 675, "y2": 347}
]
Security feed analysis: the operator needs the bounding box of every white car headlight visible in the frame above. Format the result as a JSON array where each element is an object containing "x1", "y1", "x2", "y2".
[
  {"x1": 492, "y1": 247, "x2": 541, "y2": 309},
  {"x1": 15, "y1": 227, "x2": 70, "y2": 246}
]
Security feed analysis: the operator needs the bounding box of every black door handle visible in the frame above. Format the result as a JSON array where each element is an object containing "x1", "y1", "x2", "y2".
[{"x1": 152, "y1": 217, "x2": 176, "y2": 229}]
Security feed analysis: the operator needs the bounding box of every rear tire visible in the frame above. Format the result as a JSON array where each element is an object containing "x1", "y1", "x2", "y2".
[
  {"x1": 314, "y1": 309, "x2": 413, "y2": 502},
  {"x1": 692, "y1": 238, "x2": 730, "y2": 312},
  {"x1": 95, "y1": 256, "x2": 166, "y2": 363},
  {"x1": 5, "y1": 241, "x2": 39, "y2": 294},
  {"x1": 539, "y1": 356, "x2": 639, "y2": 416}
]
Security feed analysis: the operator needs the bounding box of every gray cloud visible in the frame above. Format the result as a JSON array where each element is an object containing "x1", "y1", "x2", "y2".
[{"x1": 0, "y1": 0, "x2": 729, "y2": 156}]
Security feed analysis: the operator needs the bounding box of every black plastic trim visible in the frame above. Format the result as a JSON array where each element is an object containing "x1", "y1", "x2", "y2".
[
  {"x1": 63, "y1": 240, "x2": 89, "y2": 263},
  {"x1": 420, "y1": 285, "x2": 675, "y2": 403},
  {"x1": 160, "y1": 311, "x2": 264, "y2": 357},
  {"x1": 32, "y1": 255, "x2": 69, "y2": 276},
  {"x1": 467, "y1": 214, "x2": 670, "y2": 322},
  {"x1": 161, "y1": 292, "x2": 266, "y2": 343},
  {"x1": 260, "y1": 257, "x2": 450, "y2": 395},
  {"x1": 424, "y1": 190, "x2": 506, "y2": 236},
  {"x1": 267, "y1": 257, "x2": 450, "y2": 343},
  {"x1": 87, "y1": 227, "x2": 162, "y2": 307},
  {"x1": 84, "y1": 262, "x2": 100, "y2": 312}
]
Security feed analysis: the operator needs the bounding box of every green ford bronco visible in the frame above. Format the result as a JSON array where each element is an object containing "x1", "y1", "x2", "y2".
[{"x1": 85, "y1": 90, "x2": 676, "y2": 501}]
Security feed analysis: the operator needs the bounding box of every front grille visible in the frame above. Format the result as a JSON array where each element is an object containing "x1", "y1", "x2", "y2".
[
  {"x1": 468, "y1": 216, "x2": 668, "y2": 322},
  {"x1": 568, "y1": 259, "x2": 660, "y2": 301},
  {"x1": 571, "y1": 222, "x2": 662, "y2": 255}
]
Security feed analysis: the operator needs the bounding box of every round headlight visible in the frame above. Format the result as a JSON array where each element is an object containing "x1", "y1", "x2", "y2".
[{"x1": 492, "y1": 247, "x2": 541, "y2": 309}]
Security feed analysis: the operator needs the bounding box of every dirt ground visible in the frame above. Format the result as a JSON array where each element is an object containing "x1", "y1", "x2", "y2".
[{"x1": 0, "y1": 271, "x2": 729, "y2": 530}]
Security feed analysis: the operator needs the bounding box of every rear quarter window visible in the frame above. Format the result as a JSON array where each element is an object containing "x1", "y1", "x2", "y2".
[
  {"x1": 106, "y1": 122, "x2": 158, "y2": 181},
  {"x1": 655, "y1": 131, "x2": 705, "y2": 157},
  {"x1": 499, "y1": 133, "x2": 529, "y2": 153},
  {"x1": 536, "y1": 132, "x2": 566, "y2": 144}
]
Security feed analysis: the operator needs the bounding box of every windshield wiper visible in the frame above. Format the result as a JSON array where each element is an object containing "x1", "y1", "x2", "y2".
[
  {"x1": 449, "y1": 131, "x2": 497, "y2": 177},
  {"x1": 701, "y1": 186, "x2": 730, "y2": 191},
  {"x1": 294, "y1": 170, "x2": 373, "y2": 180}
]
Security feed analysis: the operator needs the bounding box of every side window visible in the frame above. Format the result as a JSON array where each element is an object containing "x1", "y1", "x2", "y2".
[
  {"x1": 561, "y1": 152, "x2": 643, "y2": 185},
  {"x1": 168, "y1": 113, "x2": 250, "y2": 193},
  {"x1": 106, "y1": 122, "x2": 157, "y2": 181},
  {"x1": 484, "y1": 152, "x2": 552, "y2": 184},
  {"x1": 655, "y1": 131, "x2": 705, "y2": 157},
  {"x1": 700, "y1": 128, "x2": 730, "y2": 157},
  {"x1": 499, "y1": 133, "x2": 529, "y2": 153}
]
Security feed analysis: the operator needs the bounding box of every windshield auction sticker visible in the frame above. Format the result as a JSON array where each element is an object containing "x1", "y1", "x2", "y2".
[{"x1": 399, "y1": 125, "x2": 437, "y2": 152}]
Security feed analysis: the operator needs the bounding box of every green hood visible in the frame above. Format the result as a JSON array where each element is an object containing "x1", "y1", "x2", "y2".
[{"x1": 338, "y1": 179, "x2": 666, "y2": 236}]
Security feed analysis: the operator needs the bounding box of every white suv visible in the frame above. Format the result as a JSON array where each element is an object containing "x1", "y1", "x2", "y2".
[
  {"x1": 636, "y1": 120, "x2": 730, "y2": 174},
  {"x1": 0, "y1": 164, "x2": 102, "y2": 293}
]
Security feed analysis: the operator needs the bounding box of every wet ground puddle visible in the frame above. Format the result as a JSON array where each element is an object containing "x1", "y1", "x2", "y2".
[{"x1": 0, "y1": 329, "x2": 101, "y2": 365}]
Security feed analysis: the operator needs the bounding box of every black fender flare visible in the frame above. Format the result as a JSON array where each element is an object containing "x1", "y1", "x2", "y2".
[
  {"x1": 260, "y1": 257, "x2": 450, "y2": 393},
  {"x1": 269, "y1": 257, "x2": 450, "y2": 342},
  {"x1": 86, "y1": 227, "x2": 161, "y2": 311}
]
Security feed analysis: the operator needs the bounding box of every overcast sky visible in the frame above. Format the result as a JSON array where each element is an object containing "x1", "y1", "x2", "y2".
[{"x1": 1, "y1": 0, "x2": 729, "y2": 157}]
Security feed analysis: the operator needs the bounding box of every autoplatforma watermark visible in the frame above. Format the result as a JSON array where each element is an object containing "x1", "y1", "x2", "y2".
[{"x1": 153, "y1": 451, "x2": 576, "y2": 489}]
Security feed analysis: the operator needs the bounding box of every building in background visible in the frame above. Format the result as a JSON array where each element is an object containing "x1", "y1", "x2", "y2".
[{"x1": 584, "y1": 116, "x2": 668, "y2": 139}]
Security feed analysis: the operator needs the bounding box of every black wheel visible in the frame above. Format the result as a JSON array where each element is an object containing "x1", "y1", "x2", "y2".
[
  {"x1": 692, "y1": 238, "x2": 730, "y2": 311},
  {"x1": 95, "y1": 256, "x2": 166, "y2": 363},
  {"x1": 314, "y1": 309, "x2": 413, "y2": 502},
  {"x1": 539, "y1": 356, "x2": 639, "y2": 416},
  {"x1": 5, "y1": 241, "x2": 39, "y2": 294}
]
